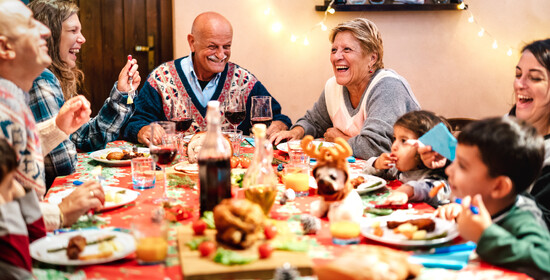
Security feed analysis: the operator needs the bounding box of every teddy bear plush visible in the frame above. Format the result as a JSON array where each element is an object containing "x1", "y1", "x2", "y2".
[{"x1": 301, "y1": 136, "x2": 363, "y2": 224}]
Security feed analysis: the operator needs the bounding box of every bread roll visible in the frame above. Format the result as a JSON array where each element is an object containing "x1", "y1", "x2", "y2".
[{"x1": 186, "y1": 132, "x2": 233, "y2": 164}]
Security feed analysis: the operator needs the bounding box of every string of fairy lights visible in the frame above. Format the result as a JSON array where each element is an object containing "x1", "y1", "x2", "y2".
[{"x1": 261, "y1": 0, "x2": 515, "y2": 56}]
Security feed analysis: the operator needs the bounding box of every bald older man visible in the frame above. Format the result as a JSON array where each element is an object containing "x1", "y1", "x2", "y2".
[
  {"x1": 0, "y1": 0, "x2": 97, "y2": 277},
  {"x1": 123, "y1": 12, "x2": 291, "y2": 144}
]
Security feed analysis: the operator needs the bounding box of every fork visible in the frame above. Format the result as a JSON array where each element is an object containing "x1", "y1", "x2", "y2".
[{"x1": 126, "y1": 55, "x2": 135, "y2": 104}]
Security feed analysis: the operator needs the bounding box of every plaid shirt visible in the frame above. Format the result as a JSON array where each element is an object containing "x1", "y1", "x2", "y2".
[{"x1": 29, "y1": 69, "x2": 134, "y2": 188}]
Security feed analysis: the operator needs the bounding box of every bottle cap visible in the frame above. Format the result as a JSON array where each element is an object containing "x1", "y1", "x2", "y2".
[{"x1": 252, "y1": 124, "x2": 266, "y2": 138}]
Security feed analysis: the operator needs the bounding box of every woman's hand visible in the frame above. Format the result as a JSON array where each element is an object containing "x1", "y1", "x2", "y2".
[
  {"x1": 58, "y1": 181, "x2": 105, "y2": 227},
  {"x1": 323, "y1": 127, "x2": 348, "y2": 142},
  {"x1": 456, "y1": 195, "x2": 492, "y2": 243},
  {"x1": 116, "y1": 58, "x2": 140, "y2": 92},
  {"x1": 374, "y1": 153, "x2": 396, "y2": 169},
  {"x1": 434, "y1": 202, "x2": 462, "y2": 221},
  {"x1": 56, "y1": 95, "x2": 92, "y2": 135},
  {"x1": 418, "y1": 145, "x2": 447, "y2": 169},
  {"x1": 270, "y1": 126, "x2": 304, "y2": 145}
]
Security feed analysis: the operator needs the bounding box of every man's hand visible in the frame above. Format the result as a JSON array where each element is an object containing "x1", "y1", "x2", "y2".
[
  {"x1": 266, "y1": 120, "x2": 288, "y2": 139},
  {"x1": 56, "y1": 95, "x2": 91, "y2": 135},
  {"x1": 137, "y1": 125, "x2": 152, "y2": 145},
  {"x1": 270, "y1": 126, "x2": 304, "y2": 145}
]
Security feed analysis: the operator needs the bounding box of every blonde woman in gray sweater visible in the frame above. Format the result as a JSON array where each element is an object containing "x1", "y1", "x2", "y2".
[{"x1": 271, "y1": 18, "x2": 420, "y2": 159}]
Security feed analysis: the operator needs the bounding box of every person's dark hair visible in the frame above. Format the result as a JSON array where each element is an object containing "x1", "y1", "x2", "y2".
[
  {"x1": 394, "y1": 110, "x2": 451, "y2": 139},
  {"x1": 0, "y1": 138, "x2": 17, "y2": 181},
  {"x1": 458, "y1": 116, "x2": 544, "y2": 194},
  {"x1": 522, "y1": 38, "x2": 550, "y2": 73},
  {"x1": 28, "y1": 0, "x2": 84, "y2": 100}
]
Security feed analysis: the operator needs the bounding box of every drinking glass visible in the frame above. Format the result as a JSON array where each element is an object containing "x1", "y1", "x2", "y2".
[
  {"x1": 149, "y1": 121, "x2": 177, "y2": 203},
  {"x1": 223, "y1": 89, "x2": 246, "y2": 130},
  {"x1": 170, "y1": 96, "x2": 193, "y2": 134},
  {"x1": 170, "y1": 97, "x2": 192, "y2": 161},
  {"x1": 250, "y1": 96, "x2": 273, "y2": 128}
]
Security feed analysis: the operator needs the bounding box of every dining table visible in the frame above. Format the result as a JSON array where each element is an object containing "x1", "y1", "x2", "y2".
[{"x1": 32, "y1": 139, "x2": 534, "y2": 280}]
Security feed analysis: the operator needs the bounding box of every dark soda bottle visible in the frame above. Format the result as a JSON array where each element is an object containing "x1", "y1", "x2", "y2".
[{"x1": 198, "y1": 101, "x2": 232, "y2": 215}]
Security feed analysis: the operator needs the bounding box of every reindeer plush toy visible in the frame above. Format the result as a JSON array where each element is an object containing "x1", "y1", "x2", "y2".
[{"x1": 301, "y1": 135, "x2": 363, "y2": 223}]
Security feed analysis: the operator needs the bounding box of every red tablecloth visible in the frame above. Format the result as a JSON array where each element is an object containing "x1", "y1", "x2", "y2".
[{"x1": 39, "y1": 141, "x2": 532, "y2": 280}]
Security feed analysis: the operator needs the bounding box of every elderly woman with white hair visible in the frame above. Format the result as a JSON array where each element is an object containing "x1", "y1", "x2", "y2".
[{"x1": 271, "y1": 18, "x2": 420, "y2": 159}]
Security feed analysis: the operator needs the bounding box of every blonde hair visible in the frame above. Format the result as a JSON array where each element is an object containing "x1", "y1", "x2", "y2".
[
  {"x1": 28, "y1": 0, "x2": 84, "y2": 100},
  {"x1": 329, "y1": 18, "x2": 384, "y2": 70}
]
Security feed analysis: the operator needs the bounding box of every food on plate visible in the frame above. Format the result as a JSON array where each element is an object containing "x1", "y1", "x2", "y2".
[
  {"x1": 78, "y1": 251, "x2": 113, "y2": 261},
  {"x1": 187, "y1": 132, "x2": 232, "y2": 164},
  {"x1": 314, "y1": 245, "x2": 422, "y2": 280},
  {"x1": 105, "y1": 189, "x2": 125, "y2": 204},
  {"x1": 213, "y1": 198, "x2": 265, "y2": 249},
  {"x1": 105, "y1": 150, "x2": 147, "y2": 161},
  {"x1": 386, "y1": 218, "x2": 436, "y2": 232},
  {"x1": 66, "y1": 235, "x2": 87, "y2": 259},
  {"x1": 350, "y1": 176, "x2": 365, "y2": 189}
]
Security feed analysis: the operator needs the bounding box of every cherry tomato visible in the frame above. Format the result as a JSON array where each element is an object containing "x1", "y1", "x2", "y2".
[
  {"x1": 192, "y1": 219, "x2": 207, "y2": 235},
  {"x1": 230, "y1": 156, "x2": 240, "y2": 168},
  {"x1": 198, "y1": 241, "x2": 216, "y2": 257},
  {"x1": 239, "y1": 157, "x2": 251, "y2": 168},
  {"x1": 264, "y1": 224, "x2": 277, "y2": 240},
  {"x1": 258, "y1": 243, "x2": 273, "y2": 259}
]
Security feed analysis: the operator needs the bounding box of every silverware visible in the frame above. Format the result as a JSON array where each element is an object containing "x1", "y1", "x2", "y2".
[{"x1": 127, "y1": 55, "x2": 135, "y2": 104}]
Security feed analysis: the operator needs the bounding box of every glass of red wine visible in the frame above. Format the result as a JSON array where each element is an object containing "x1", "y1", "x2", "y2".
[
  {"x1": 250, "y1": 96, "x2": 273, "y2": 128},
  {"x1": 170, "y1": 97, "x2": 193, "y2": 161},
  {"x1": 171, "y1": 97, "x2": 193, "y2": 134},
  {"x1": 149, "y1": 121, "x2": 177, "y2": 203},
  {"x1": 223, "y1": 89, "x2": 246, "y2": 131}
]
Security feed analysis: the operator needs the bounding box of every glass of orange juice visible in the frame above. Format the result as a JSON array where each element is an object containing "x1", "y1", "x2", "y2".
[
  {"x1": 132, "y1": 215, "x2": 168, "y2": 265},
  {"x1": 282, "y1": 163, "x2": 310, "y2": 197}
]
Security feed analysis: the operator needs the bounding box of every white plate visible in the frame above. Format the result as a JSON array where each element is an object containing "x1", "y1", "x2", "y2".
[
  {"x1": 361, "y1": 213, "x2": 459, "y2": 247},
  {"x1": 276, "y1": 140, "x2": 334, "y2": 153},
  {"x1": 30, "y1": 230, "x2": 136, "y2": 266},
  {"x1": 350, "y1": 174, "x2": 386, "y2": 194},
  {"x1": 47, "y1": 186, "x2": 140, "y2": 211},
  {"x1": 90, "y1": 148, "x2": 150, "y2": 166}
]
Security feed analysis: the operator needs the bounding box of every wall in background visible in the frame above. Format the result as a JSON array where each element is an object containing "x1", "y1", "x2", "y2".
[{"x1": 173, "y1": 0, "x2": 550, "y2": 123}]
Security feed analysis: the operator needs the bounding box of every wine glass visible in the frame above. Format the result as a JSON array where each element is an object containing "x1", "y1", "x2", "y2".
[
  {"x1": 170, "y1": 97, "x2": 193, "y2": 161},
  {"x1": 170, "y1": 97, "x2": 193, "y2": 134},
  {"x1": 149, "y1": 121, "x2": 177, "y2": 203},
  {"x1": 223, "y1": 89, "x2": 246, "y2": 131},
  {"x1": 250, "y1": 96, "x2": 273, "y2": 128}
]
